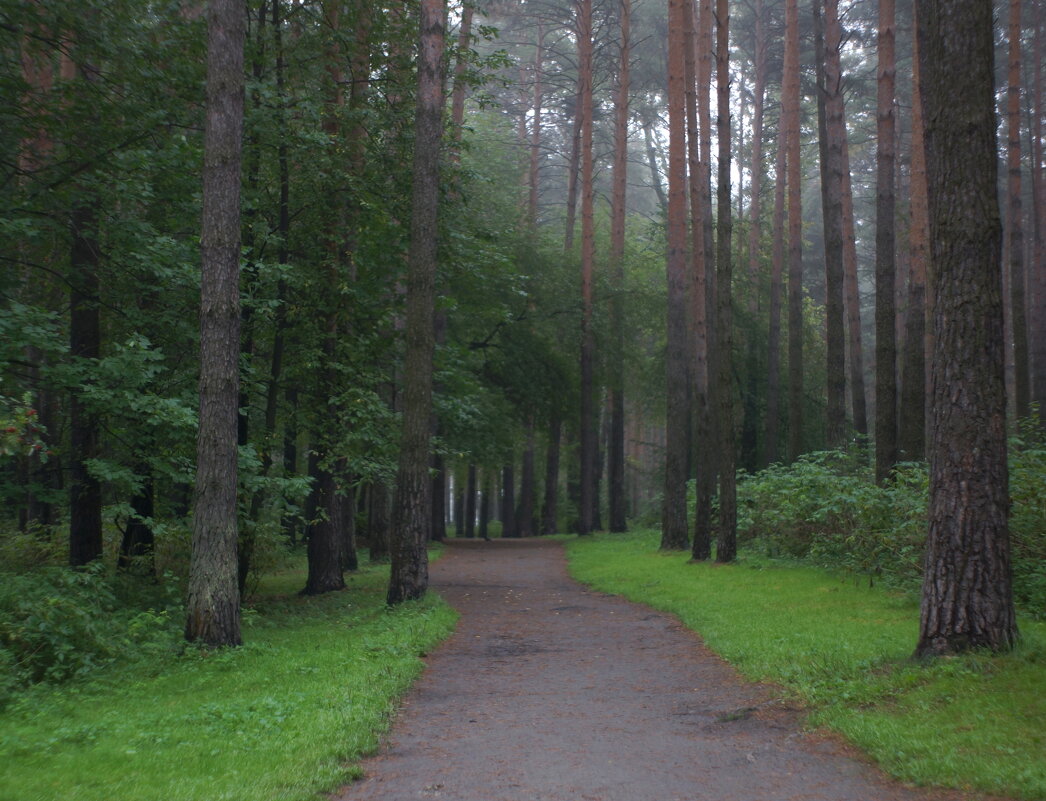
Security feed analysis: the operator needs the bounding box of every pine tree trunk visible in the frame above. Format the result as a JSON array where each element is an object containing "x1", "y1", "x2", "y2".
[
  {"x1": 1033, "y1": 6, "x2": 1046, "y2": 425},
  {"x1": 784, "y1": 0, "x2": 804, "y2": 462},
  {"x1": 714, "y1": 0, "x2": 736, "y2": 563},
  {"x1": 816, "y1": 0, "x2": 847, "y2": 449},
  {"x1": 608, "y1": 0, "x2": 630, "y2": 534},
  {"x1": 1006, "y1": 0, "x2": 1030, "y2": 419},
  {"x1": 387, "y1": 0, "x2": 445, "y2": 604},
  {"x1": 899, "y1": 18, "x2": 928, "y2": 461},
  {"x1": 875, "y1": 0, "x2": 898, "y2": 483},
  {"x1": 841, "y1": 140, "x2": 868, "y2": 439},
  {"x1": 541, "y1": 415, "x2": 561, "y2": 535},
  {"x1": 916, "y1": 0, "x2": 1017, "y2": 657},
  {"x1": 765, "y1": 110, "x2": 787, "y2": 466},
  {"x1": 578, "y1": 0, "x2": 597, "y2": 536},
  {"x1": 661, "y1": 0, "x2": 691, "y2": 551},
  {"x1": 186, "y1": 0, "x2": 245, "y2": 646}
]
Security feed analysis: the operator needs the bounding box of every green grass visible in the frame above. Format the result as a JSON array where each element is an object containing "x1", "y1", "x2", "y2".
[
  {"x1": 566, "y1": 529, "x2": 1046, "y2": 800},
  {"x1": 0, "y1": 556, "x2": 457, "y2": 801}
]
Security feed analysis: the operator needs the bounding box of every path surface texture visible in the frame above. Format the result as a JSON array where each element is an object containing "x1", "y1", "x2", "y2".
[{"x1": 336, "y1": 539, "x2": 976, "y2": 801}]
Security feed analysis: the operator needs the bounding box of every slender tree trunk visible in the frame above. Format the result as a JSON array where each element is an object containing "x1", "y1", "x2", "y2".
[
  {"x1": 642, "y1": 118, "x2": 668, "y2": 214},
  {"x1": 714, "y1": 0, "x2": 736, "y2": 563},
  {"x1": 686, "y1": 0, "x2": 712, "y2": 560},
  {"x1": 387, "y1": 0, "x2": 445, "y2": 605},
  {"x1": 1007, "y1": 0, "x2": 1030, "y2": 419},
  {"x1": 741, "y1": 0, "x2": 767, "y2": 472},
  {"x1": 431, "y1": 455, "x2": 447, "y2": 541},
  {"x1": 841, "y1": 135, "x2": 868, "y2": 439},
  {"x1": 565, "y1": 84, "x2": 583, "y2": 250},
  {"x1": 766, "y1": 106, "x2": 787, "y2": 466},
  {"x1": 578, "y1": 0, "x2": 597, "y2": 536},
  {"x1": 186, "y1": 0, "x2": 245, "y2": 646},
  {"x1": 915, "y1": 0, "x2": 1017, "y2": 657},
  {"x1": 875, "y1": 0, "x2": 897, "y2": 483},
  {"x1": 479, "y1": 469, "x2": 491, "y2": 540},
  {"x1": 816, "y1": 0, "x2": 847, "y2": 449},
  {"x1": 784, "y1": 0, "x2": 804, "y2": 462},
  {"x1": 1033, "y1": 5, "x2": 1046, "y2": 425},
  {"x1": 340, "y1": 481, "x2": 358, "y2": 571},
  {"x1": 454, "y1": 468, "x2": 465, "y2": 536},
  {"x1": 541, "y1": 414, "x2": 561, "y2": 534},
  {"x1": 900, "y1": 16, "x2": 928, "y2": 461},
  {"x1": 501, "y1": 462, "x2": 517, "y2": 538},
  {"x1": 608, "y1": 0, "x2": 630, "y2": 534},
  {"x1": 465, "y1": 464, "x2": 477, "y2": 538},
  {"x1": 518, "y1": 422, "x2": 537, "y2": 536},
  {"x1": 661, "y1": 0, "x2": 690, "y2": 551}
]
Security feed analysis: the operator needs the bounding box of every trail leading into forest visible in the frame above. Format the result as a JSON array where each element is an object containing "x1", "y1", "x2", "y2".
[{"x1": 335, "y1": 538, "x2": 982, "y2": 801}]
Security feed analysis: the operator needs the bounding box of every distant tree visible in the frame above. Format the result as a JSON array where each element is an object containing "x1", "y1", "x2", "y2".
[
  {"x1": 915, "y1": 0, "x2": 1017, "y2": 658},
  {"x1": 387, "y1": 0, "x2": 446, "y2": 605},
  {"x1": 784, "y1": 0, "x2": 803, "y2": 462},
  {"x1": 875, "y1": 0, "x2": 897, "y2": 484},
  {"x1": 661, "y1": 0, "x2": 690, "y2": 551},
  {"x1": 185, "y1": 0, "x2": 245, "y2": 646}
]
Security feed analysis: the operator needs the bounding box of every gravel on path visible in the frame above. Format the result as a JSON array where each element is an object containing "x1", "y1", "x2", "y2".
[{"x1": 335, "y1": 538, "x2": 989, "y2": 801}]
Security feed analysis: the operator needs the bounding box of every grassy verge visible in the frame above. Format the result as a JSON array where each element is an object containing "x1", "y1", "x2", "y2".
[
  {"x1": 566, "y1": 530, "x2": 1046, "y2": 800},
  {"x1": 0, "y1": 555, "x2": 457, "y2": 801}
]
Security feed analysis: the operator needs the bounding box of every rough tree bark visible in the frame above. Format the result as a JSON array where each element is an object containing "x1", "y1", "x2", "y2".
[
  {"x1": 784, "y1": 0, "x2": 803, "y2": 462},
  {"x1": 608, "y1": 0, "x2": 630, "y2": 534},
  {"x1": 387, "y1": 0, "x2": 445, "y2": 605},
  {"x1": 875, "y1": 0, "x2": 897, "y2": 483},
  {"x1": 1006, "y1": 0, "x2": 1030, "y2": 420},
  {"x1": 915, "y1": 0, "x2": 1018, "y2": 658},
  {"x1": 660, "y1": 0, "x2": 690, "y2": 551},
  {"x1": 714, "y1": 0, "x2": 736, "y2": 563},
  {"x1": 185, "y1": 0, "x2": 245, "y2": 646}
]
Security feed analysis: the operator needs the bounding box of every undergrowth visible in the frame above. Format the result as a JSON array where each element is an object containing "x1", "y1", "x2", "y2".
[
  {"x1": 0, "y1": 554, "x2": 456, "y2": 801},
  {"x1": 567, "y1": 530, "x2": 1046, "y2": 800}
]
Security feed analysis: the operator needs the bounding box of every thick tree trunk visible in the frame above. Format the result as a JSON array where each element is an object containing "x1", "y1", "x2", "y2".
[
  {"x1": 608, "y1": 0, "x2": 630, "y2": 534},
  {"x1": 875, "y1": 0, "x2": 897, "y2": 483},
  {"x1": 541, "y1": 415, "x2": 561, "y2": 535},
  {"x1": 714, "y1": 0, "x2": 736, "y2": 563},
  {"x1": 661, "y1": 0, "x2": 690, "y2": 551},
  {"x1": 915, "y1": 0, "x2": 1017, "y2": 658},
  {"x1": 304, "y1": 464, "x2": 345, "y2": 594},
  {"x1": 186, "y1": 0, "x2": 245, "y2": 646},
  {"x1": 387, "y1": 0, "x2": 445, "y2": 605},
  {"x1": 784, "y1": 0, "x2": 804, "y2": 462}
]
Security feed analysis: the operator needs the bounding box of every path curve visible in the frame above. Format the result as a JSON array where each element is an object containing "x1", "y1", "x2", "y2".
[{"x1": 335, "y1": 538, "x2": 985, "y2": 801}]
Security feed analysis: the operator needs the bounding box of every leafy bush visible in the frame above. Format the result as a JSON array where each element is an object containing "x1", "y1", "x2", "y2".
[
  {"x1": 737, "y1": 433, "x2": 1046, "y2": 615},
  {"x1": 0, "y1": 563, "x2": 181, "y2": 706}
]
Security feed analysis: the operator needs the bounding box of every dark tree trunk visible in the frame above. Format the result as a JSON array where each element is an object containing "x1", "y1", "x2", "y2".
[
  {"x1": 784, "y1": 0, "x2": 804, "y2": 462},
  {"x1": 304, "y1": 465, "x2": 345, "y2": 595},
  {"x1": 815, "y1": 0, "x2": 847, "y2": 449},
  {"x1": 282, "y1": 385, "x2": 299, "y2": 543},
  {"x1": 1006, "y1": 0, "x2": 1030, "y2": 419},
  {"x1": 454, "y1": 470, "x2": 465, "y2": 536},
  {"x1": 517, "y1": 424, "x2": 536, "y2": 536},
  {"x1": 914, "y1": 0, "x2": 1017, "y2": 658},
  {"x1": 431, "y1": 454, "x2": 447, "y2": 541},
  {"x1": 714, "y1": 0, "x2": 736, "y2": 563},
  {"x1": 465, "y1": 464, "x2": 477, "y2": 538},
  {"x1": 186, "y1": 0, "x2": 245, "y2": 647},
  {"x1": 541, "y1": 415, "x2": 561, "y2": 535},
  {"x1": 369, "y1": 480, "x2": 391, "y2": 563},
  {"x1": 340, "y1": 476, "x2": 358, "y2": 571},
  {"x1": 479, "y1": 470, "x2": 491, "y2": 540},
  {"x1": 608, "y1": 0, "x2": 630, "y2": 534},
  {"x1": 875, "y1": 0, "x2": 898, "y2": 484},
  {"x1": 118, "y1": 470, "x2": 154, "y2": 576},
  {"x1": 1033, "y1": 7, "x2": 1046, "y2": 426},
  {"x1": 900, "y1": 19, "x2": 929, "y2": 461},
  {"x1": 68, "y1": 202, "x2": 103, "y2": 568},
  {"x1": 661, "y1": 0, "x2": 690, "y2": 552},
  {"x1": 501, "y1": 463, "x2": 517, "y2": 538},
  {"x1": 386, "y1": 0, "x2": 444, "y2": 604},
  {"x1": 765, "y1": 103, "x2": 787, "y2": 466}
]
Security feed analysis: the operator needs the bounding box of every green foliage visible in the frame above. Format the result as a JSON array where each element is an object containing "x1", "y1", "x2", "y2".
[
  {"x1": 567, "y1": 530, "x2": 1046, "y2": 800},
  {"x1": 0, "y1": 563, "x2": 180, "y2": 702},
  {"x1": 0, "y1": 556, "x2": 456, "y2": 801},
  {"x1": 736, "y1": 438, "x2": 1046, "y2": 614}
]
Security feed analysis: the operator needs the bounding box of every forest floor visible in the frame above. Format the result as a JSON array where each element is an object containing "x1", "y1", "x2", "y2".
[{"x1": 334, "y1": 538, "x2": 1001, "y2": 801}]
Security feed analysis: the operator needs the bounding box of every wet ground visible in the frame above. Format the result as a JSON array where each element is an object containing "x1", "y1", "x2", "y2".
[{"x1": 335, "y1": 538, "x2": 992, "y2": 801}]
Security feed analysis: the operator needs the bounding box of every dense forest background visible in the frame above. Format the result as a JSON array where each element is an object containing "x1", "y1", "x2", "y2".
[{"x1": 1, "y1": 0, "x2": 1044, "y2": 680}]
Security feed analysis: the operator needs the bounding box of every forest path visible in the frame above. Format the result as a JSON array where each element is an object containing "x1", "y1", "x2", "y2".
[{"x1": 334, "y1": 538, "x2": 979, "y2": 801}]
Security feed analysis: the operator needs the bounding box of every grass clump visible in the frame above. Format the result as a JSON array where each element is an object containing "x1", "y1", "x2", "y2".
[
  {"x1": 0, "y1": 556, "x2": 456, "y2": 801},
  {"x1": 566, "y1": 530, "x2": 1046, "y2": 800}
]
